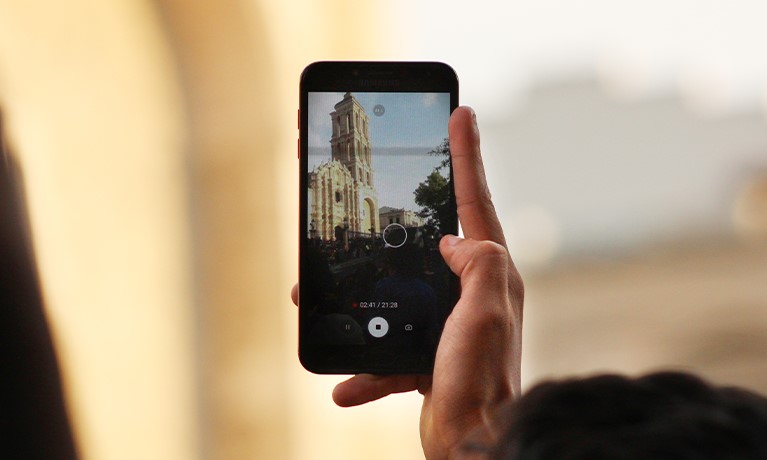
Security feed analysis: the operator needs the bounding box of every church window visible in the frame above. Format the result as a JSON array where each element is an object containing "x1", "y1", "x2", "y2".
[
  {"x1": 335, "y1": 190, "x2": 342, "y2": 203},
  {"x1": 346, "y1": 114, "x2": 350, "y2": 132}
]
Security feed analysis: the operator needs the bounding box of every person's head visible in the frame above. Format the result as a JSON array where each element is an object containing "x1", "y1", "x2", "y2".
[
  {"x1": 381, "y1": 243, "x2": 422, "y2": 277},
  {"x1": 463, "y1": 371, "x2": 767, "y2": 459}
]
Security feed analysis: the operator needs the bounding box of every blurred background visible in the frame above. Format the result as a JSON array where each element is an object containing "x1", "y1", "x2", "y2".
[{"x1": 1, "y1": 0, "x2": 766, "y2": 458}]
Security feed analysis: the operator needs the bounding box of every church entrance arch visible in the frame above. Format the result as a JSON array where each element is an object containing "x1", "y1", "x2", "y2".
[{"x1": 361, "y1": 198, "x2": 376, "y2": 235}]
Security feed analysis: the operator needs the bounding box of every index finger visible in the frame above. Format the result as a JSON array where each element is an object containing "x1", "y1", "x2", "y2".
[{"x1": 448, "y1": 106, "x2": 506, "y2": 247}]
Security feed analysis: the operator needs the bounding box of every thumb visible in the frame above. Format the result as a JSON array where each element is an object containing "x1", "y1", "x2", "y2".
[
  {"x1": 440, "y1": 235, "x2": 510, "y2": 282},
  {"x1": 440, "y1": 234, "x2": 524, "y2": 308}
]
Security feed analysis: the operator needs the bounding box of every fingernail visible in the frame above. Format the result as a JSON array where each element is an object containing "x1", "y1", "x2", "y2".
[
  {"x1": 464, "y1": 106, "x2": 476, "y2": 126},
  {"x1": 443, "y1": 235, "x2": 461, "y2": 246}
]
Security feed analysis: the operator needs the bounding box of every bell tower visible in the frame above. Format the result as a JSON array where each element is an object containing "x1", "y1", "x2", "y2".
[
  {"x1": 329, "y1": 92, "x2": 379, "y2": 234},
  {"x1": 330, "y1": 92, "x2": 373, "y2": 185}
]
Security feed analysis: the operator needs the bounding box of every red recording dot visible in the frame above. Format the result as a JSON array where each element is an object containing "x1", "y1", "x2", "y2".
[{"x1": 352, "y1": 303, "x2": 358, "y2": 308}]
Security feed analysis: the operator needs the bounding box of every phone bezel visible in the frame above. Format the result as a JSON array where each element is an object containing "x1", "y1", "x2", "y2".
[{"x1": 298, "y1": 61, "x2": 459, "y2": 374}]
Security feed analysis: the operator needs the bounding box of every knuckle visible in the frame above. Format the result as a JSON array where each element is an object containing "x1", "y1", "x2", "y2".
[
  {"x1": 471, "y1": 240, "x2": 509, "y2": 260},
  {"x1": 469, "y1": 240, "x2": 525, "y2": 308},
  {"x1": 457, "y1": 188, "x2": 495, "y2": 214}
]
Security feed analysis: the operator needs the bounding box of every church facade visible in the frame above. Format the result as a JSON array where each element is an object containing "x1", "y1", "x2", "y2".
[{"x1": 308, "y1": 93, "x2": 380, "y2": 240}]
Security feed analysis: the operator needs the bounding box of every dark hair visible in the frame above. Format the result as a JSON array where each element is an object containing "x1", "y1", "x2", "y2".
[
  {"x1": 381, "y1": 243, "x2": 422, "y2": 276},
  {"x1": 465, "y1": 372, "x2": 767, "y2": 460}
]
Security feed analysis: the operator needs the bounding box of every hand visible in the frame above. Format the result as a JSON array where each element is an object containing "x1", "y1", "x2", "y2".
[{"x1": 291, "y1": 107, "x2": 524, "y2": 459}]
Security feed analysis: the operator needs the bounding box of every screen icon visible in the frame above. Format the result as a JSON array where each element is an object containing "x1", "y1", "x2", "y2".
[
  {"x1": 404, "y1": 324, "x2": 413, "y2": 331},
  {"x1": 367, "y1": 317, "x2": 389, "y2": 338},
  {"x1": 382, "y1": 223, "x2": 407, "y2": 248},
  {"x1": 373, "y1": 104, "x2": 385, "y2": 116}
]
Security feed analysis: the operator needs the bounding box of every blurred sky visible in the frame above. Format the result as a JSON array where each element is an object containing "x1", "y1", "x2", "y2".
[
  {"x1": 394, "y1": 0, "x2": 767, "y2": 119},
  {"x1": 380, "y1": 0, "x2": 767, "y2": 268}
]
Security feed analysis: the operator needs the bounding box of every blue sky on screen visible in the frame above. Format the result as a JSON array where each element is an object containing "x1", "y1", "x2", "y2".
[
  {"x1": 307, "y1": 92, "x2": 450, "y2": 211},
  {"x1": 307, "y1": 92, "x2": 449, "y2": 149}
]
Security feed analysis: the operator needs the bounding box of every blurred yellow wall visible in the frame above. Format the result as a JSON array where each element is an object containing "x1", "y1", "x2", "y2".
[
  {"x1": 0, "y1": 0, "x2": 424, "y2": 459},
  {"x1": 0, "y1": 1, "x2": 195, "y2": 459}
]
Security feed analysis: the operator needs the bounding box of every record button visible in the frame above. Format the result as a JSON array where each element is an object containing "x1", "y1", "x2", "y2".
[{"x1": 367, "y1": 317, "x2": 389, "y2": 338}]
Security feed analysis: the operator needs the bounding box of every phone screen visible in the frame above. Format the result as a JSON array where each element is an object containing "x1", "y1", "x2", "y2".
[{"x1": 299, "y1": 63, "x2": 458, "y2": 374}]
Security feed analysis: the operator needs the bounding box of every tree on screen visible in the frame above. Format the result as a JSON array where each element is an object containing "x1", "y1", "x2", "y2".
[{"x1": 414, "y1": 138, "x2": 455, "y2": 235}]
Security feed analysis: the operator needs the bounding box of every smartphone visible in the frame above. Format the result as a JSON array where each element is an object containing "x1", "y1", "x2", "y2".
[{"x1": 298, "y1": 61, "x2": 459, "y2": 374}]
